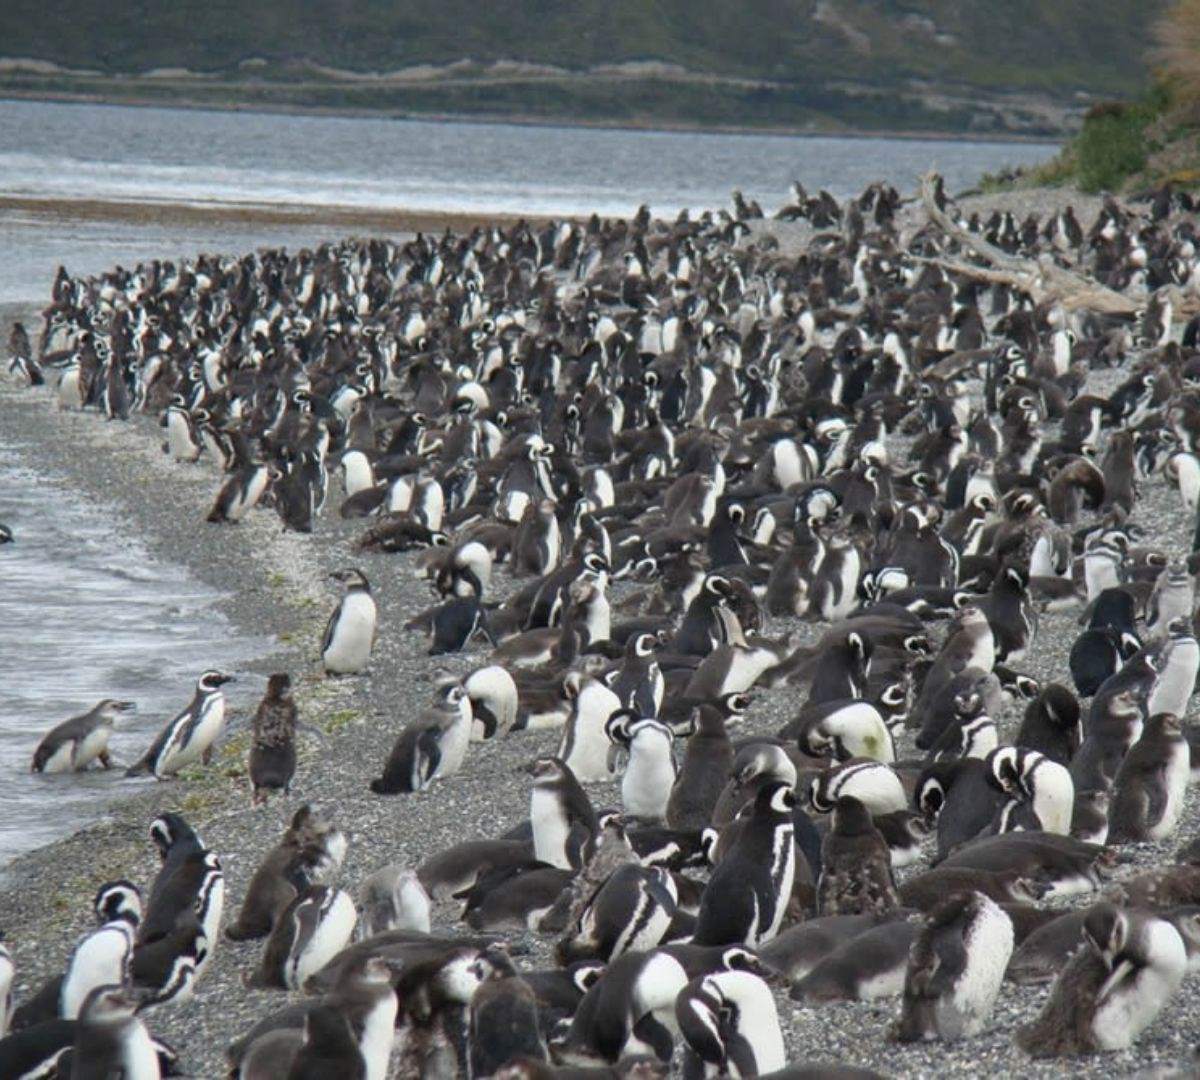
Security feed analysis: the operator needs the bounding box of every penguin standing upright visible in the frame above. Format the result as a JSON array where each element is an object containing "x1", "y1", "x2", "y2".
[
  {"x1": 0, "y1": 936, "x2": 11, "y2": 1036},
  {"x1": 1147, "y1": 617, "x2": 1199, "y2": 718},
  {"x1": 249, "y1": 673, "x2": 298, "y2": 805},
  {"x1": 529, "y1": 756, "x2": 598, "y2": 870},
  {"x1": 817, "y1": 795, "x2": 899, "y2": 917},
  {"x1": 250, "y1": 885, "x2": 358, "y2": 991},
  {"x1": 31, "y1": 699, "x2": 135, "y2": 773},
  {"x1": 557, "y1": 672, "x2": 622, "y2": 782},
  {"x1": 1108, "y1": 712, "x2": 1191, "y2": 842},
  {"x1": 322, "y1": 569, "x2": 377, "y2": 676},
  {"x1": 666, "y1": 698, "x2": 742, "y2": 830},
  {"x1": 892, "y1": 891, "x2": 1013, "y2": 1042},
  {"x1": 694, "y1": 780, "x2": 795, "y2": 947},
  {"x1": 70, "y1": 985, "x2": 161, "y2": 1080},
  {"x1": 124, "y1": 671, "x2": 234, "y2": 779},
  {"x1": 606, "y1": 714, "x2": 677, "y2": 823}
]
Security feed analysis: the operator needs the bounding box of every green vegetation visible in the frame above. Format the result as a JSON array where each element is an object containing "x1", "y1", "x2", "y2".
[{"x1": 0, "y1": 1, "x2": 1166, "y2": 134}]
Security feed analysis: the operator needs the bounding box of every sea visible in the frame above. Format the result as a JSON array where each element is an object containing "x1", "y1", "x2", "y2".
[{"x1": 0, "y1": 98, "x2": 1058, "y2": 864}]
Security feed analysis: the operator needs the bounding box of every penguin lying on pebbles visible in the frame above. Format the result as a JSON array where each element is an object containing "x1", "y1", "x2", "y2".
[
  {"x1": 31, "y1": 698, "x2": 135, "y2": 773},
  {"x1": 676, "y1": 970, "x2": 786, "y2": 1077},
  {"x1": 124, "y1": 670, "x2": 234, "y2": 780},
  {"x1": 248, "y1": 884, "x2": 357, "y2": 991},
  {"x1": 369, "y1": 684, "x2": 472, "y2": 794}
]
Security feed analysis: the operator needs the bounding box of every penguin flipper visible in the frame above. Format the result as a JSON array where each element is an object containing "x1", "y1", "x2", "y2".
[
  {"x1": 414, "y1": 725, "x2": 443, "y2": 791},
  {"x1": 320, "y1": 601, "x2": 343, "y2": 659}
]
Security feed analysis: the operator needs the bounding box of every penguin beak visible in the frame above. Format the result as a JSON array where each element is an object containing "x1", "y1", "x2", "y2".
[
  {"x1": 217, "y1": 675, "x2": 236, "y2": 686},
  {"x1": 115, "y1": 701, "x2": 137, "y2": 713}
]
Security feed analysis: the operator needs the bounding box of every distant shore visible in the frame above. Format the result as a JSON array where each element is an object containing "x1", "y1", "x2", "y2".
[{"x1": 0, "y1": 88, "x2": 1067, "y2": 145}]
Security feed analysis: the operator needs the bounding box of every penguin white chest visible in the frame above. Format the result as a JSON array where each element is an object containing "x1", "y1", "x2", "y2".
[
  {"x1": 166, "y1": 411, "x2": 197, "y2": 460},
  {"x1": 531, "y1": 788, "x2": 573, "y2": 868},
  {"x1": 74, "y1": 724, "x2": 113, "y2": 769},
  {"x1": 623, "y1": 739, "x2": 674, "y2": 820},
  {"x1": 359, "y1": 993, "x2": 399, "y2": 1080},
  {"x1": 949, "y1": 903, "x2": 1013, "y2": 1035},
  {"x1": 163, "y1": 695, "x2": 226, "y2": 773},
  {"x1": 324, "y1": 592, "x2": 377, "y2": 674},
  {"x1": 436, "y1": 713, "x2": 472, "y2": 780},
  {"x1": 1150, "y1": 743, "x2": 1191, "y2": 839},
  {"x1": 1093, "y1": 921, "x2": 1186, "y2": 1049},
  {"x1": 62, "y1": 924, "x2": 133, "y2": 1018},
  {"x1": 120, "y1": 1022, "x2": 162, "y2": 1079},
  {"x1": 290, "y1": 890, "x2": 357, "y2": 990},
  {"x1": 229, "y1": 467, "x2": 269, "y2": 521}
]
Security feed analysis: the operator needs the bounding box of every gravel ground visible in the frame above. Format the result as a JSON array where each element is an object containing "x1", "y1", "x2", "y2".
[{"x1": 1, "y1": 185, "x2": 1200, "y2": 1079}]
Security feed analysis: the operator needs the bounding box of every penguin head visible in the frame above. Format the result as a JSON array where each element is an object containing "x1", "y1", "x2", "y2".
[
  {"x1": 915, "y1": 774, "x2": 946, "y2": 822},
  {"x1": 331, "y1": 567, "x2": 371, "y2": 592},
  {"x1": 79, "y1": 984, "x2": 145, "y2": 1025},
  {"x1": 265, "y1": 673, "x2": 291, "y2": 699},
  {"x1": 718, "y1": 945, "x2": 773, "y2": 980},
  {"x1": 198, "y1": 669, "x2": 235, "y2": 692},
  {"x1": 94, "y1": 879, "x2": 142, "y2": 925},
  {"x1": 1082, "y1": 903, "x2": 1128, "y2": 967},
  {"x1": 96, "y1": 699, "x2": 136, "y2": 721},
  {"x1": 759, "y1": 780, "x2": 796, "y2": 817},
  {"x1": 986, "y1": 746, "x2": 1034, "y2": 798},
  {"x1": 629, "y1": 632, "x2": 658, "y2": 660},
  {"x1": 527, "y1": 755, "x2": 567, "y2": 784},
  {"x1": 1148, "y1": 711, "x2": 1184, "y2": 738},
  {"x1": 149, "y1": 813, "x2": 200, "y2": 860}
]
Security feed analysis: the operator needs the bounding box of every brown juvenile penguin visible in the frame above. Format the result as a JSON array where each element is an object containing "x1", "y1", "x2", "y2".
[
  {"x1": 817, "y1": 795, "x2": 899, "y2": 916},
  {"x1": 250, "y1": 673, "x2": 298, "y2": 805}
]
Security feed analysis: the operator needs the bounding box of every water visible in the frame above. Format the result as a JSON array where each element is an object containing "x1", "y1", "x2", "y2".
[
  {"x1": 0, "y1": 441, "x2": 265, "y2": 865},
  {"x1": 0, "y1": 100, "x2": 1057, "y2": 861},
  {"x1": 0, "y1": 99, "x2": 1059, "y2": 303}
]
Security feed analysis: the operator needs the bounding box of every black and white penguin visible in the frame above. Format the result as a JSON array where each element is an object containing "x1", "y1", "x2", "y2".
[
  {"x1": 891, "y1": 890, "x2": 1013, "y2": 1042},
  {"x1": 986, "y1": 746, "x2": 1075, "y2": 835},
  {"x1": 1147, "y1": 617, "x2": 1199, "y2": 718},
  {"x1": 163, "y1": 395, "x2": 201, "y2": 461},
  {"x1": 790, "y1": 917, "x2": 922, "y2": 1003},
  {"x1": 558, "y1": 672, "x2": 623, "y2": 781},
  {"x1": 607, "y1": 714, "x2": 677, "y2": 823},
  {"x1": 428, "y1": 596, "x2": 493, "y2": 656},
  {"x1": 1070, "y1": 651, "x2": 1160, "y2": 792},
  {"x1": 607, "y1": 633, "x2": 665, "y2": 718},
  {"x1": 529, "y1": 756, "x2": 598, "y2": 870},
  {"x1": 809, "y1": 760, "x2": 908, "y2": 816},
  {"x1": 816, "y1": 795, "x2": 900, "y2": 917},
  {"x1": 124, "y1": 670, "x2": 234, "y2": 779},
  {"x1": 130, "y1": 910, "x2": 207, "y2": 1011},
  {"x1": 31, "y1": 699, "x2": 134, "y2": 773},
  {"x1": 249, "y1": 673, "x2": 298, "y2": 805},
  {"x1": 61, "y1": 881, "x2": 142, "y2": 1019},
  {"x1": 693, "y1": 781, "x2": 795, "y2": 947},
  {"x1": 369, "y1": 684, "x2": 472, "y2": 794},
  {"x1": 249, "y1": 884, "x2": 357, "y2": 991},
  {"x1": 462, "y1": 664, "x2": 519, "y2": 741},
  {"x1": 70, "y1": 984, "x2": 161, "y2": 1080},
  {"x1": 0, "y1": 936, "x2": 10, "y2": 1035},
  {"x1": 675, "y1": 969, "x2": 786, "y2": 1077},
  {"x1": 1108, "y1": 712, "x2": 1191, "y2": 842},
  {"x1": 322, "y1": 569, "x2": 377, "y2": 675},
  {"x1": 798, "y1": 700, "x2": 896, "y2": 764},
  {"x1": 207, "y1": 457, "x2": 272, "y2": 524},
  {"x1": 557, "y1": 863, "x2": 678, "y2": 963},
  {"x1": 1016, "y1": 904, "x2": 1186, "y2": 1056}
]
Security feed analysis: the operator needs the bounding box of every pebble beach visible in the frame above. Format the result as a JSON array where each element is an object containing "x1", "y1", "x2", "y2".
[{"x1": 2, "y1": 180, "x2": 1200, "y2": 1079}]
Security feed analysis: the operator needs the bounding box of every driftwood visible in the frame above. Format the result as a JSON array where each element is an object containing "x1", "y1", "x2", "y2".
[{"x1": 919, "y1": 172, "x2": 1142, "y2": 317}]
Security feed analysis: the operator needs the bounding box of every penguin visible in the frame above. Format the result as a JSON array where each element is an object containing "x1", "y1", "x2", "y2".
[
  {"x1": 693, "y1": 781, "x2": 795, "y2": 947},
  {"x1": 322, "y1": 569, "x2": 377, "y2": 676},
  {"x1": 207, "y1": 458, "x2": 272, "y2": 524},
  {"x1": 469, "y1": 977, "x2": 548, "y2": 1078},
  {"x1": 986, "y1": 746, "x2": 1075, "y2": 835},
  {"x1": 675, "y1": 970, "x2": 786, "y2": 1078},
  {"x1": 369, "y1": 684, "x2": 472, "y2": 794},
  {"x1": 557, "y1": 672, "x2": 623, "y2": 781},
  {"x1": 124, "y1": 670, "x2": 234, "y2": 779},
  {"x1": 61, "y1": 881, "x2": 142, "y2": 1019},
  {"x1": 249, "y1": 673, "x2": 298, "y2": 805},
  {"x1": 428, "y1": 596, "x2": 493, "y2": 656},
  {"x1": 1146, "y1": 616, "x2": 1199, "y2": 718},
  {"x1": 529, "y1": 756, "x2": 598, "y2": 870},
  {"x1": 1146, "y1": 565, "x2": 1195, "y2": 639},
  {"x1": 759, "y1": 910, "x2": 912, "y2": 982},
  {"x1": 0, "y1": 937, "x2": 10, "y2": 1036},
  {"x1": 808, "y1": 760, "x2": 908, "y2": 817},
  {"x1": 916, "y1": 758, "x2": 1007, "y2": 859},
  {"x1": 130, "y1": 910, "x2": 207, "y2": 1010},
  {"x1": 226, "y1": 804, "x2": 346, "y2": 941},
  {"x1": 891, "y1": 891, "x2": 1014, "y2": 1042},
  {"x1": 1016, "y1": 904, "x2": 1186, "y2": 1056},
  {"x1": 1070, "y1": 651, "x2": 1159, "y2": 793},
  {"x1": 666, "y1": 698, "x2": 741, "y2": 830},
  {"x1": 1015, "y1": 684, "x2": 1082, "y2": 766},
  {"x1": 140, "y1": 848, "x2": 224, "y2": 985},
  {"x1": 31, "y1": 699, "x2": 134, "y2": 773},
  {"x1": 607, "y1": 633, "x2": 665, "y2": 718},
  {"x1": 557, "y1": 864, "x2": 678, "y2": 963},
  {"x1": 249, "y1": 885, "x2": 358, "y2": 991},
  {"x1": 69, "y1": 985, "x2": 161, "y2": 1080},
  {"x1": 607, "y1": 713, "x2": 677, "y2": 822},
  {"x1": 816, "y1": 795, "x2": 900, "y2": 917},
  {"x1": 790, "y1": 917, "x2": 922, "y2": 1003},
  {"x1": 356, "y1": 864, "x2": 431, "y2": 938},
  {"x1": 463, "y1": 664, "x2": 519, "y2": 741},
  {"x1": 797, "y1": 700, "x2": 896, "y2": 764},
  {"x1": 1108, "y1": 712, "x2": 1191, "y2": 842},
  {"x1": 288, "y1": 1005, "x2": 366, "y2": 1080},
  {"x1": 163, "y1": 395, "x2": 202, "y2": 461}
]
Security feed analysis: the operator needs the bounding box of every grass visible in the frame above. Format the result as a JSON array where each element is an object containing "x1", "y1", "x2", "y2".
[{"x1": 322, "y1": 708, "x2": 360, "y2": 734}]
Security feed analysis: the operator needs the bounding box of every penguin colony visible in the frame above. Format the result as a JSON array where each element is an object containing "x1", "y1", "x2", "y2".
[{"x1": 7, "y1": 176, "x2": 1200, "y2": 1077}]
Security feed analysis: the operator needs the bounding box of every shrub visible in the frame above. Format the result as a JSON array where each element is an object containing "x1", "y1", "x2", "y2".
[{"x1": 1074, "y1": 101, "x2": 1151, "y2": 192}]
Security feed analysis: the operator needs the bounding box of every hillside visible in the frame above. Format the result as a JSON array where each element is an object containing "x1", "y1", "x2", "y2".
[{"x1": 0, "y1": 1, "x2": 1165, "y2": 135}]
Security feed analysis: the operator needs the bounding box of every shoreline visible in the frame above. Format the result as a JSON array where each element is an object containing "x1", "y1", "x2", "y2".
[{"x1": 0, "y1": 89, "x2": 1067, "y2": 145}]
